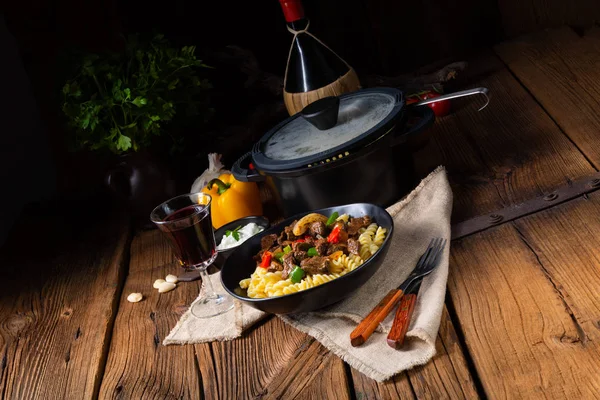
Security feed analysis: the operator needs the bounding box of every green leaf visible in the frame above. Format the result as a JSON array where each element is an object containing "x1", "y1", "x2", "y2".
[
  {"x1": 167, "y1": 78, "x2": 179, "y2": 90},
  {"x1": 124, "y1": 88, "x2": 131, "y2": 100},
  {"x1": 122, "y1": 122, "x2": 137, "y2": 129},
  {"x1": 132, "y1": 97, "x2": 147, "y2": 107},
  {"x1": 116, "y1": 135, "x2": 132, "y2": 151},
  {"x1": 81, "y1": 115, "x2": 90, "y2": 129},
  {"x1": 62, "y1": 84, "x2": 70, "y2": 95}
]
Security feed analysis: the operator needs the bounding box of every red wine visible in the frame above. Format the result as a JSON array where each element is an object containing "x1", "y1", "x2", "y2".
[
  {"x1": 279, "y1": 0, "x2": 351, "y2": 93},
  {"x1": 159, "y1": 205, "x2": 216, "y2": 269}
]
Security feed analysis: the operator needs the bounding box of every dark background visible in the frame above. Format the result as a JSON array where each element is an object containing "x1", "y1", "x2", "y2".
[{"x1": 1, "y1": 0, "x2": 599, "y2": 243}]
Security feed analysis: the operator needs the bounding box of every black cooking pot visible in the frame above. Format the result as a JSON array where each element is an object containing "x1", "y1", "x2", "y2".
[{"x1": 232, "y1": 87, "x2": 488, "y2": 217}]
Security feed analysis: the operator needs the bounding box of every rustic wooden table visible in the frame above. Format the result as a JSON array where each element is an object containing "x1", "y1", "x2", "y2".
[{"x1": 3, "y1": 26, "x2": 600, "y2": 399}]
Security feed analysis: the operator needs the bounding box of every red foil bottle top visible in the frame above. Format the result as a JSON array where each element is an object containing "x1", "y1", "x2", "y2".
[{"x1": 279, "y1": 0, "x2": 305, "y2": 22}]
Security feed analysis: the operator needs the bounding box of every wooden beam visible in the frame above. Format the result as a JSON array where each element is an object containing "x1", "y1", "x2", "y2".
[{"x1": 0, "y1": 210, "x2": 130, "y2": 399}]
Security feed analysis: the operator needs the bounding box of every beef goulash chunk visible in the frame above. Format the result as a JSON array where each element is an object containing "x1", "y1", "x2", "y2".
[
  {"x1": 292, "y1": 241, "x2": 312, "y2": 252},
  {"x1": 347, "y1": 216, "x2": 372, "y2": 236},
  {"x1": 313, "y1": 238, "x2": 329, "y2": 256},
  {"x1": 267, "y1": 260, "x2": 284, "y2": 272},
  {"x1": 300, "y1": 256, "x2": 330, "y2": 275},
  {"x1": 309, "y1": 221, "x2": 327, "y2": 237},
  {"x1": 282, "y1": 252, "x2": 296, "y2": 279},
  {"x1": 347, "y1": 238, "x2": 360, "y2": 255},
  {"x1": 261, "y1": 234, "x2": 278, "y2": 251},
  {"x1": 327, "y1": 243, "x2": 348, "y2": 255}
]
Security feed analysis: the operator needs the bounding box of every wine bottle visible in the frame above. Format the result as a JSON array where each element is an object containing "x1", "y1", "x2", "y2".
[{"x1": 279, "y1": 0, "x2": 361, "y2": 115}]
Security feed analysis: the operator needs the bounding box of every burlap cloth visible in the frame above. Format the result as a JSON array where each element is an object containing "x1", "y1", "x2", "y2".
[{"x1": 164, "y1": 166, "x2": 452, "y2": 382}]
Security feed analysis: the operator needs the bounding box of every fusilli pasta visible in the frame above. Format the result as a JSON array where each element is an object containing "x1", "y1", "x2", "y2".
[{"x1": 240, "y1": 217, "x2": 387, "y2": 298}]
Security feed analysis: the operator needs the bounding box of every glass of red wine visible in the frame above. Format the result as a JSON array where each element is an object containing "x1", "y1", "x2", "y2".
[{"x1": 150, "y1": 192, "x2": 233, "y2": 318}]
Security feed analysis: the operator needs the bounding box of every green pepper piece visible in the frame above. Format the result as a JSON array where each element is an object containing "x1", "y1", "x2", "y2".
[
  {"x1": 283, "y1": 245, "x2": 292, "y2": 254},
  {"x1": 326, "y1": 211, "x2": 339, "y2": 226},
  {"x1": 306, "y1": 247, "x2": 318, "y2": 257},
  {"x1": 290, "y1": 266, "x2": 305, "y2": 284},
  {"x1": 273, "y1": 252, "x2": 284, "y2": 263}
]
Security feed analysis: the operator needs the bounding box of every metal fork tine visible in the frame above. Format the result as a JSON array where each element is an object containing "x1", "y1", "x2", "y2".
[
  {"x1": 415, "y1": 239, "x2": 436, "y2": 268},
  {"x1": 420, "y1": 238, "x2": 445, "y2": 272},
  {"x1": 421, "y1": 238, "x2": 440, "y2": 268},
  {"x1": 431, "y1": 239, "x2": 446, "y2": 266},
  {"x1": 398, "y1": 238, "x2": 447, "y2": 292}
]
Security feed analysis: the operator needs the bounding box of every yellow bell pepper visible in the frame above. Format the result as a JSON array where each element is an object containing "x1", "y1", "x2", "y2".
[{"x1": 202, "y1": 173, "x2": 263, "y2": 229}]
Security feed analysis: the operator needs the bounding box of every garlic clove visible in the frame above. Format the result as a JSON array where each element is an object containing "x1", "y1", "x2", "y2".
[
  {"x1": 165, "y1": 274, "x2": 178, "y2": 283},
  {"x1": 158, "y1": 282, "x2": 176, "y2": 293},
  {"x1": 153, "y1": 279, "x2": 166, "y2": 289},
  {"x1": 127, "y1": 293, "x2": 143, "y2": 303}
]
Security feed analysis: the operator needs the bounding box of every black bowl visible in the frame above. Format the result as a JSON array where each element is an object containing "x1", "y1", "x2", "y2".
[
  {"x1": 213, "y1": 216, "x2": 270, "y2": 269},
  {"x1": 220, "y1": 203, "x2": 394, "y2": 314}
]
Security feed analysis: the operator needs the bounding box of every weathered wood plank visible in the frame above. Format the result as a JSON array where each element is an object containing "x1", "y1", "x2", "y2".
[
  {"x1": 449, "y1": 218, "x2": 600, "y2": 398},
  {"x1": 0, "y1": 209, "x2": 130, "y2": 399},
  {"x1": 406, "y1": 307, "x2": 480, "y2": 399},
  {"x1": 350, "y1": 306, "x2": 479, "y2": 400},
  {"x1": 99, "y1": 230, "x2": 205, "y2": 399},
  {"x1": 514, "y1": 193, "x2": 600, "y2": 344},
  {"x1": 413, "y1": 52, "x2": 594, "y2": 223},
  {"x1": 495, "y1": 26, "x2": 600, "y2": 169},
  {"x1": 209, "y1": 317, "x2": 308, "y2": 399},
  {"x1": 351, "y1": 370, "x2": 415, "y2": 400},
  {"x1": 258, "y1": 337, "x2": 351, "y2": 400}
]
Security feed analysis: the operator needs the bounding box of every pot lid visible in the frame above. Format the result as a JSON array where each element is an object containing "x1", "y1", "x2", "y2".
[{"x1": 252, "y1": 88, "x2": 404, "y2": 172}]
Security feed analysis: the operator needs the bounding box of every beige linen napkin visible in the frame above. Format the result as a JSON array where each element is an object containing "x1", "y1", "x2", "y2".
[{"x1": 164, "y1": 166, "x2": 452, "y2": 382}]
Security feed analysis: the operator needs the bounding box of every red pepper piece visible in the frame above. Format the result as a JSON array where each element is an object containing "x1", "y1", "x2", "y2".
[
  {"x1": 327, "y1": 225, "x2": 341, "y2": 244},
  {"x1": 260, "y1": 251, "x2": 272, "y2": 268},
  {"x1": 295, "y1": 238, "x2": 305, "y2": 243}
]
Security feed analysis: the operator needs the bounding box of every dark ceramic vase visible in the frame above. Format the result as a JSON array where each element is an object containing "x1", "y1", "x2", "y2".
[{"x1": 105, "y1": 151, "x2": 176, "y2": 229}]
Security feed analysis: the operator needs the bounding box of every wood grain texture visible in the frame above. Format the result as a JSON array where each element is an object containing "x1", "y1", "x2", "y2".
[
  {"x1": 514, "y1": 192, "x2": 600, "y2": 345},
  {"x1": 209, "y1": 317, "x2": 307, "y2": 399},
  {"x1": 350, "y1": 306, "x2": 479, "y2": 400},
  {"x1": 449, "y1": 221, "x2": 600, "y2": 398},
  {"x1": 99, "y1": 229, "x2": 206, "y2": 399},
  {"x1": 406, "y1": 308, "x2": 480, "y2": 399},
  {"x1": 495, "y1": 26, "x2": 600, "y2": 169},
  {"x1": 351, "y1": 370, "x2": 416, "y2": 400},
  {"x1": 258, "y1": 338, "x2": 351, "y2": 400},
  {"x1": 0, "y1": 210, "x2": 130, "y2": 399},
  {"x1": 412, "y1": 52, "x2": 594, "y2": 222}
]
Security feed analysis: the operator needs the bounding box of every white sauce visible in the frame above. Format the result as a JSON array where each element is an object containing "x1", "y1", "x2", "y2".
[{"x1": 217, "y1": 223, "x2": 265, "y2": 250}]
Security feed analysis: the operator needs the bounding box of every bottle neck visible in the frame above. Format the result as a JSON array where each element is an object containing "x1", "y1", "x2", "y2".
[{"x1": 288, "y1": 18, "x2": 309, "y2": 32}]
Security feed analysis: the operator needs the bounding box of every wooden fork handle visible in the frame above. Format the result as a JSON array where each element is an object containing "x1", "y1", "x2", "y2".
[
  {"x1": 350, "y1": 289, "x2": 404, "y2": 347},
  {"x1": 387, "y1": 294, "x2": 417, "y2": 349}
]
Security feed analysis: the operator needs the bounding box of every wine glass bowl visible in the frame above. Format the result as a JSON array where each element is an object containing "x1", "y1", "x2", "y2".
[{"x1": 150, "y1": 192, "x2": 233, "y2": 318}]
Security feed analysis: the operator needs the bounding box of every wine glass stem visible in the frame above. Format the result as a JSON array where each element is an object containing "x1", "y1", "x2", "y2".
[{"x1": 199, "y1": 268, "x2": 218, "y2": 299}]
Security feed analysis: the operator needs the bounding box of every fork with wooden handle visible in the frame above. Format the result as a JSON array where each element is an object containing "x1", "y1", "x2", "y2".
[
  {"x1": 386, "y1": 283, "x2": 419, "y2": 349},
  {"x1": 350, "y1": 238, "x2": 446, "y2": 347}
]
